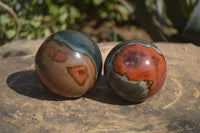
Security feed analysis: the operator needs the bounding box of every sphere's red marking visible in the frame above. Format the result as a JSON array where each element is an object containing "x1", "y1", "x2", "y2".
[
  {"x1": 49, "y1": 47, "x2": 68, "y2": 62},
  {"x1": 67, "y1": 65, "x2": 88, "y2": 85},
  {"x1": 113, "y1": 44, "x2": 166, "y2": 96}
]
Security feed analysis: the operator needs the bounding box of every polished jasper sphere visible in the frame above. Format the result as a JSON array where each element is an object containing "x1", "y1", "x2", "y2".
[
  {"x1": 104, "y1": 40, "x2": 167, "y2": 102},
  {"x1": 35, "y1": 30, "x2": 102, "y2": 98}
]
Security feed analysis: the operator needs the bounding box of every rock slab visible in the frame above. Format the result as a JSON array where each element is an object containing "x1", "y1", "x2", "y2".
[{"x1": 0, "y1": 40, "x2": 200, "y2": 133}]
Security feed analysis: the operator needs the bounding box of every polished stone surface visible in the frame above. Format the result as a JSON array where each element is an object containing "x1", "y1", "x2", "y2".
[
  {"x1": 35, "y1": 30, "x2": 102, "y2": 98},
  {"x1": 104, "y1": 40, "x2": 166, "y2": 102}
]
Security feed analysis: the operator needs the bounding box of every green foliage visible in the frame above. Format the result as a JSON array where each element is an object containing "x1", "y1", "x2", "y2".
[
  {"x1": 1, "y1": 0, "x2": 200, "y2": 45},
  {"x1": 163, "y1": 0, "x2": 200, "y2": 44},
  {"x1": 0, "y1": 14, "x2": 16, "y2": 39},
  {"x1": 164, "y1": 0, "x2": 198, "y2": 32},
  {"x1": 0, "y1": 0, "x2": 130, "y2": 45}
]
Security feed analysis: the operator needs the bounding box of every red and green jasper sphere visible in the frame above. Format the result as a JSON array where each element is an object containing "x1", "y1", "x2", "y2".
[
  {"x1": 35, "y1": 30, "x2": 102, "y2": 98},
  {"x1": 104, "y1": 40, "x2": 167, "y2": 102}
]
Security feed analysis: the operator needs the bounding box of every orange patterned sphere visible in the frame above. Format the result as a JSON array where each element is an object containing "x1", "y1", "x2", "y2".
[
  {"x1": 104, "y1": 40, "x2": 167, "y2": 102},
  {"x1": 35, "y1": 30, "x2": 102, "y2": 98}
]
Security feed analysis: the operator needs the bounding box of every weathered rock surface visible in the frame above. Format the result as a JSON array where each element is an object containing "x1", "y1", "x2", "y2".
[{"x1": 0, "y1": 40, "x2": 200, "y2": 133}]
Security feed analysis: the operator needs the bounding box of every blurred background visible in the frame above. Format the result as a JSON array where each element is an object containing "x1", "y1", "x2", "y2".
[{"x1": 0, "y1": 0, "x2": 200, "y2": 46}]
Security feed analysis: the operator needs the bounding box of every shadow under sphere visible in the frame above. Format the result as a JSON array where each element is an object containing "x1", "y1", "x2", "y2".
[
  {"x1": 6, "y1": 70, "x2": 67, "y2": 101},
  {"x1": 6, "y1": 70, "x2": 137, "y2": 105}
]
